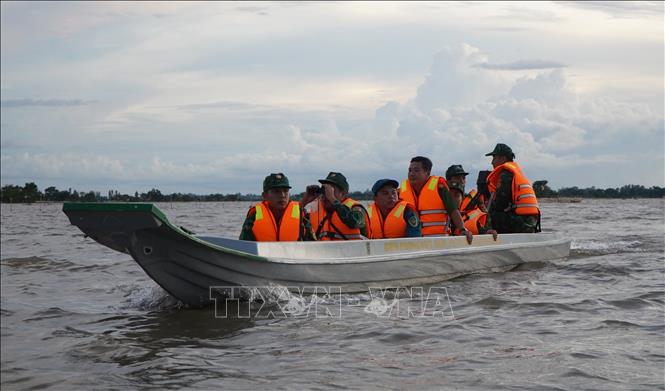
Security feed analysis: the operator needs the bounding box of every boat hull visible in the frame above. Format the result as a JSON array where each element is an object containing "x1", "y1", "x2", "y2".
[{"x1": 63, "y1": 203, "x2": 571, "y2": 307}]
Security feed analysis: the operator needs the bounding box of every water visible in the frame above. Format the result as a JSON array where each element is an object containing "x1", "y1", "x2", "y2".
[{"x1": 1, "y1": 200, "x2": 664, "y2": 390}]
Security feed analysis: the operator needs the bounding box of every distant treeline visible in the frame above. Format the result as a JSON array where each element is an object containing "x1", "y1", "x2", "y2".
[{"x1": 1, "y1": 182, "x2": 663, "y2": 204}]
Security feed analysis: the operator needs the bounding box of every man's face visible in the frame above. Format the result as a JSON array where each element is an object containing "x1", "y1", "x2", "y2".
[
  {"x1": 374, "y1": 184, "x2": 398, "y2": 211},
  {"x1": 449, "y1": 174, "x2": 467, "y2": 187},
  {"x1": 491, "y1": 155, "x2": 507, "y2": 168},
  {"x1": 263, "y1": 187, "x2": 290, "y2": 211},
  {"x1": 408, "y1": 162, "x2": 430, "y2": 188}
]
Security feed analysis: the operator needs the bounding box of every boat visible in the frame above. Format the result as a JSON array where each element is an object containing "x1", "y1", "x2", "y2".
[{"x1": 63, "y1": 202, "x2": 571, "y2": 307}]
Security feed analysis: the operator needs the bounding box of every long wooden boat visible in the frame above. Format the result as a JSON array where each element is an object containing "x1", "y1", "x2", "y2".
[{"x1": 63, "y1": 202, "x2": 571, "y2": 307}]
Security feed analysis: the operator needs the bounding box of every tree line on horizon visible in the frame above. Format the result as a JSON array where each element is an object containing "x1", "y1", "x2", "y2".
[{"x1": 1, "y1": 181, "x2": 663, "y2": 204}]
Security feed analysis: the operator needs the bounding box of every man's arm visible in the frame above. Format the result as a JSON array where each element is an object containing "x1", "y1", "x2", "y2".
[
  {"x1": 438, "y1": 185, "x2": 472, "y2": 244},
  {"x1": 300, "y1": 214, "x2": 317, "y2": 241},
  {"x1": 333, "y1": 201, "x2": 368, "y2": 236},
  {"x1": 492, "y1": 171, "x2": 514, "y2": 212},
  {"x1": 403, "y1": 206, "x2": 422, "y2": 237},
  {"x1": 239, "y1": 211, "x2": 257, "y2": 241}
]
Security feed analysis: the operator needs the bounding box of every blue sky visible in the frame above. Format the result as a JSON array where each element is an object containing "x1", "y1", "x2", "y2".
[{"x1": 1, "y1": 1, "x2": 663, "y2": 194}]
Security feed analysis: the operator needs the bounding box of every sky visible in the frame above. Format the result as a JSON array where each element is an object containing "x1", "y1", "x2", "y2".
[{"x1": 1, "y1": 1, "x2": 663, "y2": 194}]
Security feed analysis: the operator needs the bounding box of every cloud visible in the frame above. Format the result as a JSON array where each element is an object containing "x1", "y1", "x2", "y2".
[
  {"x1": 234, "y1": 6, "x2": 270, "y2": 16},
  {"x1": 1, "y1": 98, "x2": 97, "y2": 108},
  {"x1": 372, "y1": 43, "x2": 663, "y2": 187},
  {"x1": 474, "y1": 60, "x2": 567, "y2": 71},
  {"x1": 413, "y1": 44, "x2": 510, "y2": 112},
  {"x1": 559, "y1": 1, "x2": 664, "y2": 18}
]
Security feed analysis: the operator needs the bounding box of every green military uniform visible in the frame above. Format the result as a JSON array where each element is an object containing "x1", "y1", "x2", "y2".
[
  {"x1": 322, "y1": 199, "x2": 368, "y2": 238},
  {"x1": 485, "y1": 144, "x2": 539, "y2": 234},
  {"x1": 447, "y1": 171, "x2": 495, "y2": 235},
  {"x1": 239, "y1": 173, "x2": 316, "y2": 241},
  {"x1": 312, "y1": 172, "x2": 369, "y2": 239},
  {"x1": 487, "y1": 170, "x2": 538, "y2": 233}
]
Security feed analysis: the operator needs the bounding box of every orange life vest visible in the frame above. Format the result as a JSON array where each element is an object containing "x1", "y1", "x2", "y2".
[
  {"x1": 248, "y1": 201, "x2": 301, "y2": 241},
  {"x1": 459, "y1": 189, "x2": 478, "y2": 212},
  {"x1": 462, "y1": 208, "x2": 487, "y2": 235},
  {"x1": 307, "y1": 198, "x2": 366, "y2": 240},
  {"x1": 367, "y1": 200, "x2": 409, "y2": 239},
  {"x1": 399, "y1": 176, "x2": 451, "y2": 236},
  {"x1": 487, "y1": 162, "x2": 540, "y2": 216}
]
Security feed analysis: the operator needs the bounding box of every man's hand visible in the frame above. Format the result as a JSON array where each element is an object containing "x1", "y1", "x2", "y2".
[
  {"x1": 300, "y1": 185, "x2": 320, "y2": 207},
  {"x1": 322, "y1": 184, "x2": 340, "y2": 203},
  {"x1": 464, "y1": 230, "x2": 473, "y2": 245},
  {"x1": 487, "y1": 229, "x2": 498, "y2": 241}
]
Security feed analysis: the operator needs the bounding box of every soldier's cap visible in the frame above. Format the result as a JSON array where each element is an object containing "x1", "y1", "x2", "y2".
[
  {"x1": 448, "y1": 180, "x2": 465, "y2": 193},
  {"x1": 485, "y1": 143, "x2": 515, "y2": 158},
  {"x1": 263, "y1": 173, "x2": 291, "y2": 192},
  {"x1": 318, "y1": 172, "x2": 349, "y2": 193},
  {"x1": 445, "y1": 164, "x2": 469, "y2": 180},
  {"x1": 371, "y1": 179, "x2": 399, "y2": 196}
]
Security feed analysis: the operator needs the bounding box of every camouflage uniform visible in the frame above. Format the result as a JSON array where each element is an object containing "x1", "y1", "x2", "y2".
[{"x1": 488, "y1": 164, "x2": 539, "y2": 234}]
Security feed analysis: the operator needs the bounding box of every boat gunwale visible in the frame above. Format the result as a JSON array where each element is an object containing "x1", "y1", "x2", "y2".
[
  {"x1": 235, "y1": 235, "x2": 571, "y2": 265},
  {"x1": 63, "y1": 202, "x2": 570, "y2": 266}
]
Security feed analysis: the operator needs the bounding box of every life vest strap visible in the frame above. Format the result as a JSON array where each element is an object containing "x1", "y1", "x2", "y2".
[
  {"x1": 514, "y1": 203, "x2": 539, "y2": 209},
  {"x1": 420, "y1": 209, "x2": 447, "y2": 215},
  {"x1": 422, "y1": 221, "x2": 447, "y2": 227},
  {"x1": 516, "y1": 194, "x2": 536, "y2": 200}
]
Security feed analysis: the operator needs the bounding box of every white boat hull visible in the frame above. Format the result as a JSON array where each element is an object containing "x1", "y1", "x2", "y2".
[{"x1": 64, "y1": 203, "x2": 571, "y2": 307}]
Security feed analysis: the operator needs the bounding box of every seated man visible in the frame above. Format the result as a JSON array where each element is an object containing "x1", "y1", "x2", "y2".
[
  {"x1": 447, "y1": 178, "x2": 498, "y2": 240},
  {"x1": 367, "y1": 179, "x2": 421, "y2": 239},
  {"x1": 301, "y1": 172, "x2": 369, "y2": 240},
  {"x1": 485, "y1": 143, "x2": 541, "y2": 233},
  {"x1": 239, "y1": 173, "x2": 316, "y2": 241},
  {"x1": 446, "y1": 164, "x2": 481, "y2": 212},
  {"x1": 399, "y1": 156, "x2": 472, "y2": 244}
]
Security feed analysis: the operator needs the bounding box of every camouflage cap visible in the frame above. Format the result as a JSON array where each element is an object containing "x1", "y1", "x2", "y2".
[
  {"x1": 263, "y1": 173, "x2": 291, "y2": 192},
  {"x1": 318, "y1": 172, "x2": 349, "y2": 193},
  {"x1": 485, "y1": 143, "x2": 515, "y2": 158},
  {"x1": 445, "y1": 164, "x2": 469, "y2": 180}
]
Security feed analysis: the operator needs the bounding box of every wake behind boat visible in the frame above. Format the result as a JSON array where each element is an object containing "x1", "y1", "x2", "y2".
[{"x1": 63, "y1": 202, "x2": 571, "y2": 307}]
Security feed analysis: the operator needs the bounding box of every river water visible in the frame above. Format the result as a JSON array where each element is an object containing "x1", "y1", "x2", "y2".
[{"x1": 1, "y1": 199, "x2": 663, "y2": 390}]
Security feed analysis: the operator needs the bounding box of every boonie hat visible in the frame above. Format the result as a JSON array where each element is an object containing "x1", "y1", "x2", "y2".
[
  {"x1": 371, "y1": 179, "x2": 399, "y2": 196},
  {"x1": 485, "y1": 143, "x2": 515, "y2": 158},
  {"x1": 263, "y1": 173, "x2": 291, "y2": 192},
  {"x1": 318, "y1": 172, "x2": 349, "y2": 193},
  {"x1": 445, "y1": 164, "x2": 469, "y2": 180}
]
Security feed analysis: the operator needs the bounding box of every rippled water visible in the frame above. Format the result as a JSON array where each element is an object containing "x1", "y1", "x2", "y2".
[{"x1": 1, "y1": 200, "x2": 664, "y2": 390}]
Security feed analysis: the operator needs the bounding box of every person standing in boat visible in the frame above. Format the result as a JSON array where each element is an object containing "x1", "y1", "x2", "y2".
[
  {"x1": 485, "y1": 143, "x2": 541, "y2": 233},
  {"x1": 301, "y1": 172, "x2": 370, "y2": 240},
  {"x1": 367, "y1": 179, "x2": 421, "y2": 239},
  {"x1": 239, "y1": 173, "x2": 316, "y2": 241},
  {"x1": 399, "y1": 156, "x2": 472, "y2": 244},
  {"x1": 445, "y1": 167, "x2": 498, "y2": 239}
]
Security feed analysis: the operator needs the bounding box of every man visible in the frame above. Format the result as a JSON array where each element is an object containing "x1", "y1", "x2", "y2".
[
  {"x1": 239, "y1": 173, "x2": 316, "y2": 241},
  {"x1": 447, "y1": 176, "x2": 498, "y2": 239},
  {"x1": 485, "y1": 143, "x2": 541, "y2": 233},
  {"x1": 399, "y1": 156, "x2": 472, "y2": 244},
  {"x1": 301, "y1": 172, "x2": 369, "y2": 240},
  {"x1": 367, "y1": 179, "x2": 421, "y2": 239},
  {"x1": 445, "y1": 164, "x2": 481, "y2": 213}
]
